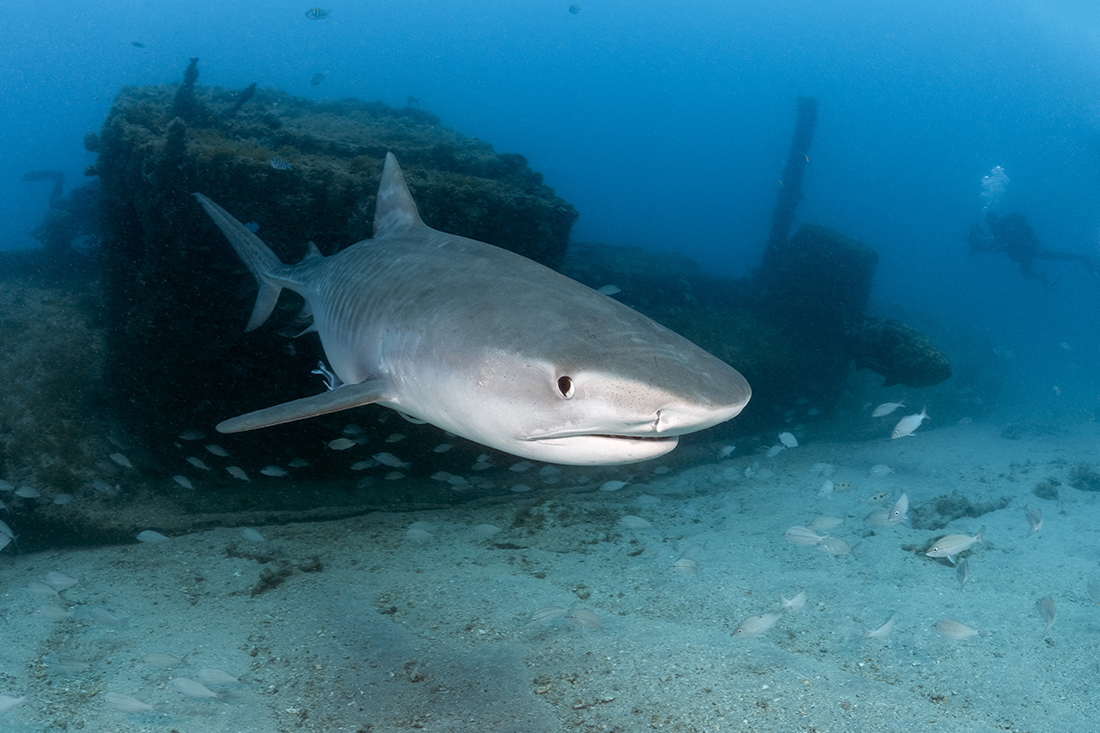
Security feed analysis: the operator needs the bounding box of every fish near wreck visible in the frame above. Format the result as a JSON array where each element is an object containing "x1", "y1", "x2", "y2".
[
  {"x1": 847, "y1": 317, "x2": 951, "y2": 388},
  {"x1": 194, "y1": 153, "x2": 751, "y2": 465},
  {"x1": 890, "y1": 407, "x2": 928, "y2": 439}
]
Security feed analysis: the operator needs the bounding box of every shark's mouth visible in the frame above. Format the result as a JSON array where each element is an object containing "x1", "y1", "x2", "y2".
[
  {"x1": 516, "y1": 430, "x2": 681, "y2": 465},
  {"x1": 590, "y1": 434, "x2": 676, "y2": 442},
  {"x1": 524, "y1": 431, "x2": 677, "y2": 444}
]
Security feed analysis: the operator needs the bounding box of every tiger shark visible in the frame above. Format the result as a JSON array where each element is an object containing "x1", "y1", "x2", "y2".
[{"x1": 194, "y1": 153, "x2": 750, "y2": 465}]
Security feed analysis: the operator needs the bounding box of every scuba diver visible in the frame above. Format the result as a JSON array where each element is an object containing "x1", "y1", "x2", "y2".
[
  {"x1": 967, "y1": 211, "x2": 1099, "y2": 288},
  {"x1": 21, "y1": 169, "x2": 99, "y2": 258}
]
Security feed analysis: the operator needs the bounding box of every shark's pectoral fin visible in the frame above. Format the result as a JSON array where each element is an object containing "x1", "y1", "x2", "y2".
[{"x1": 216, "y1": 379, "x2": 389, "y2": 433}]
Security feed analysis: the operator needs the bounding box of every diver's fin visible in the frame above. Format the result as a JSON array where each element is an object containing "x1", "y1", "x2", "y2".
[{"x1": 216, "y1": 379, "x2": 389, "y2": 433}]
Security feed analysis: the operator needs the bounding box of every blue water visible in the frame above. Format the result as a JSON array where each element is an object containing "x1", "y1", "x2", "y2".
[{"x1": 2, "y1": 0, "x2": 1099, "y2": 402}]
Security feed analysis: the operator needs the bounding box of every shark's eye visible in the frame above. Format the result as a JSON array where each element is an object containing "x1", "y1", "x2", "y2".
[{"x1": 557, "y1": 376, "x2": 575, "y2": 399}]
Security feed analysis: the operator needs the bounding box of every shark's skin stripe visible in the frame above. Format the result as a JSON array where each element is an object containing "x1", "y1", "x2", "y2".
[{"x1": 194, "y1": 153, "x2": 750, "y2": 465}]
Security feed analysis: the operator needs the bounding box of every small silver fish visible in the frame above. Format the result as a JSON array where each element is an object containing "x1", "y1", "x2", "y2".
[
  {"x1": 818, "y1": 480, "x2": 834, "y2": 498},
  {"x1": 287, "y1": 457, "x2": 310, "y2": 468},
  {"x1": 226, "y1": 466, "x2": 250, "y2": 482},
  {"x1": 863, "y1": 508, "x2": 891, "y2": 527},
  {"x1": 72, "y1": 606, "x2": 124, "y2": 626},
  {"x1": 269, "y1": 156, "x2": 294, "y2": 171},
  {"x1": 718, "y1": 445, "x2": 736, "y2": 458},
  {"x1": 887, "y1": 493, "x2": 909, "y2": 525},
  {"x1": 179, "y1": 429, "x2": 204, "y2": 441},
  {"x1": 0, "y1": 694, "x2": 26, "y2": 715},
  {"x1": 933, "y1": 619, "x2": 978, "y2": 640},
  {"x1": 196, "y1": 668, "x2": 240, "y2": 685},
  {"x1": 818, "y1": 536, "x2": 858, "y2": 556},
  {"x1": 373, "y1": 452, "x2": 408, "y2": 468},
  {"x1": 1088, "y1": 565, "x2": 1100, "y2": 605},
  {"x1": 102, "y1": 691, "x2": 161, "y2": 714},
  {"x1": 172, "y1": 475, "x2": 194, "y2": 489},
  {"x1": 956, "y1": 557, "x2": 970, "y2": 589},
  {"x1": 186, "y1": 457, "x2": 212, "y2": 471},
  {"x1": 472, "y1": 523, "x2": 501, "y2": 537},
  {"x1": 14, "y1": 486, "x2": 40, "y2": 498},
  {"x1": 766, "y1": 444, "x2": 785, "y2": 458},
  {"x1": 46, "y1": 655, "x2": 90, "y2": 672},
  {"x1": 1025, "y1": 507, "x2": 1042, "y2": 538},
  {"x1": 565, "y1": 607, "x2": 603, "y2": 630},
  {"x1": 778, "y1": 432, "x2": 798, "y2": 448},
  {"x1": 327, "y1": 438, "x2": 357, "y2": 450},
  {"x1": 404, "y1": 526, "x2": 432, "y2": 540},
  {"x1": 35, "y1": 604, "x2": 72, "y2": 620},
  {"x1": 783, "y1": 526, "x2": 826, "y2": 546},
  {"x1": 597, "y1": 284, "x2": 621, "y2": 295},
  {"x1": 205, "y1": 444, "x2": 230, "y2": 457},
  {"x1": 780, "y1": 590, "x2": 807, "y2": 612},
  {"x1": 733, "y1": 610, "x2": 783, "y2": 637},
  {"x1": 137, "y1": 530, "x2": 170, "y2": 543},
  {"x1": 872, "y1": 401, "x2": 905, "y2": 417},
  {"x1": 863, "y1": 613, "x2": 897, "y2": 640},
  {"x1": 526, "y1": 606, "x2": 568, "y2": 626},
  {"x1": 109, "y1": 452, "x2": 133, "y2": 468},
  {"x1": 670, "y1": 556, "x2": 698, "y2": 574},
  {"x1": 869, "y1": 464, "x2": 894, "y2": 477},
  {"x1": 170, "y1": 677, "x2": 221, "y2": 699},
  {"x1": 91, "y1": 478, "x2": 120, "y2": 496},
  {"x1": 45, "y1": 572, "x2": 79, "y2": 590},
  {"x1": 925, "y1": 527, "x2": 985, "y2": 563},
  {"x1": 890, "y1": 407, "x2": 929, "y2": 439},
  {"x1": 807, "y1": 516, "x2": 843, "y2": 532},
  {"x1": 619, "y1": 515, "x2": 651, "y2": 529},
  {"x1": 144, "y1": 653, "x2": 187, "y2": 668},
  {"x1": 25, "y1": 580, "x2": 60, "y2": 597},
  {"x1": 599, "y1": 480, "x2": 627, "y2": 492},
  {"x1": 433, "y1": 443, "x2": 453, "y2": 453},
  {"x1": 260, "y1": 465, "x2": 288, "y2": 477},
  {"x1": 385, "y1": 433, "x2": 406, "y2": 443},
  {"x1": 1035, "y1": 595, "x2": 1056, "y2": 635}
]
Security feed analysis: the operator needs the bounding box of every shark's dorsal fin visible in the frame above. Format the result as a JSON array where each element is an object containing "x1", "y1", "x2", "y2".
[
  {"x1": 373, "y1": 152, "x2": 425, "y2": 237},
  {"x1": 301, "y1": 241, "x2": 324, "y2": 265}
]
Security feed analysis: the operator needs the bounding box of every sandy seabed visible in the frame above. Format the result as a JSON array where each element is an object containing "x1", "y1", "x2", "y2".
[{"x1": 1, "y1": 419, "x2": 1098, "y2": 733}]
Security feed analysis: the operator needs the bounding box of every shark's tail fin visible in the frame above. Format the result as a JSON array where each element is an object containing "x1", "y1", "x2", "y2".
[{"x1": 193, "y1": 193, "x2": 311, "y2": 331}]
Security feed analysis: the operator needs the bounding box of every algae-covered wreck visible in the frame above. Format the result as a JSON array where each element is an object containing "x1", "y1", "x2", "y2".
[{"x1": 90, "y1": 64, "x2": 579, "y2": 451}]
